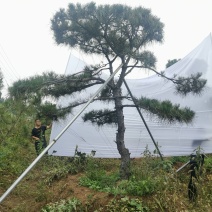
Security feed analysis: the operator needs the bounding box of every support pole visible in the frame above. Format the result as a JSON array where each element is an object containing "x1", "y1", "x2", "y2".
[
  {"x1": 176, "y1": 161, "x2": 190, "y2": 173},
  {"x1": 0, "y1": 63, "x2": 123, "y2": 204},
  {"x1": 123, "y1": 79, "x2": 163, "y2": 161}
]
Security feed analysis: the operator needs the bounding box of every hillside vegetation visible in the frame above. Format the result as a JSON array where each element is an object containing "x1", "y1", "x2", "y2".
[{"x1": 0, "y1": 100, "x2": 212, "y2": 212}]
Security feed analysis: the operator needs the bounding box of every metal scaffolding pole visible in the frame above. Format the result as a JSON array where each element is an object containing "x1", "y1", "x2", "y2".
[
  {"x1": 0, "y1": 63, "x2": 123, "y2": 204},
  {"x1": 123, "y1": 79, "x2": 163, "y2": 161}
]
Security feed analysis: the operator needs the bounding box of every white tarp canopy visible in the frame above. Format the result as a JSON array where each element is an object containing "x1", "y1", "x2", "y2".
[{"x1": 49, "y1": 34, "x2": 212, "y2": 158}]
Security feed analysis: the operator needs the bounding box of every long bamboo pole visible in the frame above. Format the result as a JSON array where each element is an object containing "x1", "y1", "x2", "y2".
[{"x1": 0, "y1": 63, "x2": 123, "y2": 204}]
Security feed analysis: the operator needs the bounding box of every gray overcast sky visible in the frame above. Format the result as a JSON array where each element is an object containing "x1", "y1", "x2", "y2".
[{"x1": 0, "y1": 0, "x2": 212, "y2": 91}]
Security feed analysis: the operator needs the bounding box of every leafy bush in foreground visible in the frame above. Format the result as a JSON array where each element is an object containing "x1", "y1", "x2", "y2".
[
  {"x1": 42, "y1": 198, "x2": 83, "y2": 212},
  {"x1": 98, "y1": 197, "x2": 149, "y2": 212},
  {"x1": 79, "y1": 173, "x2": 157, "y2": 196},
  {"x1": 42, "y1": 197, "x2": 150, "y2": 212}
]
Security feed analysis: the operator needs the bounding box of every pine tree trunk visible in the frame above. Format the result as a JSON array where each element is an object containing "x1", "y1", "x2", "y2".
[{"x1": 113, "y1": 87, "x2": 131, "y2": 180}]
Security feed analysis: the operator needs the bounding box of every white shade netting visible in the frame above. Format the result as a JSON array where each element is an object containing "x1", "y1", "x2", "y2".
[{"x1": 49, "y1": 34, "x2": 212, "y2": 158}]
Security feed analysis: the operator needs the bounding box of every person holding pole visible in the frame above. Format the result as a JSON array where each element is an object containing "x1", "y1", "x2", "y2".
[
  {"x1": 0, "y1": 63, "x2": 122, "y2": 204},
  {"x1": 31, "y1": 119, "x2": 52, "y2": 155}
]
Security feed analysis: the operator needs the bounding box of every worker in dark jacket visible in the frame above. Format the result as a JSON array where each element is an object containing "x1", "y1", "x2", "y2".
[{"x1": 31, "y1": 119, "x2": 52, "y2": 155}]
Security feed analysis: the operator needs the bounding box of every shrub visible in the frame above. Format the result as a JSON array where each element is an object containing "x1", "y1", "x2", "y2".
[
  {"x1": 79, "y1": 171, "x2": 119, "y2": 191},
  {"x1": 204, "y1": 156, "x2": 212, "y2": 173},
  {"x1": 80, "y1": 171, "x2": 157, "y2": 196},
  {"x1": 98, "y1": 197, "x2": 149, "y2": 212},
  {"x1": 42, "y1": 198, "x2": 84, "y2": 212},
  {"x1": 116, "y1": 178, "x2": 157, "y2": 196},
  {"x1": 170, "y1": 156, "x2": 188, "y2": 164},
  {"x1": 152, "y1": 160, "x2": 173, "y2": 172}
]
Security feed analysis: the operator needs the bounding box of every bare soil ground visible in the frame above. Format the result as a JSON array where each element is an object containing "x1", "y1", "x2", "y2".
[{"x1": 0, "y1": 173, "x2": 112, "y2": 212}]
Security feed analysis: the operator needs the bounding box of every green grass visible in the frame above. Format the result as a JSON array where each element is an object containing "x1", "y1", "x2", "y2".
[
  {"x1": 1, "y1": 152, "x2": 212, "y2": 211},
  {"x1": 1, "y1": 135, "x2": 212, "y2": 212}
]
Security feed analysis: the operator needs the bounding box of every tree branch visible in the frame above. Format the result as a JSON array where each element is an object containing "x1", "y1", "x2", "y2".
[
  {"x1": 125, "y1": 65, "x2": 190, "y2": 84},
  {"x1": 115, "y1": 104, "x2": 137, "y2": 109},
  {"x1": 125, "y1": 61, "x2": 139, "y2": 76},
  {"x1": 69, "y1": 64, "x2": 109, "y2": 77},
  {"x1": 125, "y1": 65, "x2": 207, "y2": 95},
  {"x1": 58, "y1": 96, "x2": 131, "y2": 111},
  {"x1": 82, "y1": 109, "x2": 117, "y2": 126}
]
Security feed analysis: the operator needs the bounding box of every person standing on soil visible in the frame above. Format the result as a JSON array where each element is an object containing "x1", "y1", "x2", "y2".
[{"x1": 31, "y1": 119, "x2": 52, "y2": 155}]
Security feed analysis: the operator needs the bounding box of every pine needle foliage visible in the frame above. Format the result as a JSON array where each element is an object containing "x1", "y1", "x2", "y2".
[
  {"x1": 165, "y1": 58, "x2": 180, "y2": 68},
  {"x1": 51, "y1": 2, "x2": 164, "y2": 63},
  {"x1": 8, "y1": 72, "x2": 58, "y2": 99},
  {"x1": 82, "y1": 109, "x2": 117, "y2": 126},
  {"x1": 137, "y1": 97, "x2": 195, "y2": 124},
  {"x1": 100, "y1": 86, "x2": 113, "y2": 101},
  {"x1": 175, "y1": 73, "x2": 207, "y2": 96}
]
